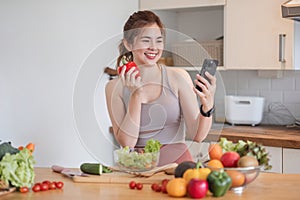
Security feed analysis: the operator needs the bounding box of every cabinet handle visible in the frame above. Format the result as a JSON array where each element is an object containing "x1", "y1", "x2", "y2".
[{"x1": 279, "y1": 34, "x2": 286, "y2": 63}]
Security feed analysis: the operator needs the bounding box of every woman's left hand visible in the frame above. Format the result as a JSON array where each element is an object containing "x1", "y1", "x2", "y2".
[{"x1": 193, "y1": 72, "x2": 216, "y2": 112}]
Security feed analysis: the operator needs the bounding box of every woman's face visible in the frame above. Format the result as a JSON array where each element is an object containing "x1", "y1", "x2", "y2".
[{"x1": 128, "y1": 23, "x2": 164, "y2": 66}]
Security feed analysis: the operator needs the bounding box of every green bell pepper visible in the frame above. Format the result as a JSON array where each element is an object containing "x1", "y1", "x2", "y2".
[{"x1": 207, "y1": 170, "x2": 232, "y2": 197}]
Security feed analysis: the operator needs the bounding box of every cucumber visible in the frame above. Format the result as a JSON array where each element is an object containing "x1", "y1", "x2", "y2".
[{"x1": 80, "y1": 163, "x2": 112, "y2": 175}]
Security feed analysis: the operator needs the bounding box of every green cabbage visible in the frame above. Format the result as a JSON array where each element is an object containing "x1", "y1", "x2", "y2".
[{"x1": 0, "y1": 148, "x2": 35, "y2": 188}]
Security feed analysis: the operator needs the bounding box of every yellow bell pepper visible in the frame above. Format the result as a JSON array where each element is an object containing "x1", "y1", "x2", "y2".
[{"x1": 183, "y1": 162, "x2": 211, "y2": 184}]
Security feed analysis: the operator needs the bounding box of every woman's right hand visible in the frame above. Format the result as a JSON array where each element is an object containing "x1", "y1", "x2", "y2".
[
  {"x1": 119, "y1": 65, "x2": 150, "y2": 104},
  {"x1": 119, "y1": 65, "x2": 141, "y2": 91}
]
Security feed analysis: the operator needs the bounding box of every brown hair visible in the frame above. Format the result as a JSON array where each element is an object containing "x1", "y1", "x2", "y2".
[{"x1": 117, "y1": 10, "x2": 165, "y2": 66}]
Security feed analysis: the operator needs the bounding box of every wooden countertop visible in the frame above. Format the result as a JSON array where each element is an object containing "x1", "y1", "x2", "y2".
[
  {"x1": 2, "y1": 168, "x2": 300, "y2": 200},
  {"x1": 205, "y1": 125, "x2": 300, "y2": 149}
]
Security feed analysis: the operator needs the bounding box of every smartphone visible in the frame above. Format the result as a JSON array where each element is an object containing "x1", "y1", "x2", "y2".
[{"x1": 196, "y1": 59, "x2": 218, "y2": 92}]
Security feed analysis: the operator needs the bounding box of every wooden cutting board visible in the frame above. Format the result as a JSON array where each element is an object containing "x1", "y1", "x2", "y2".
[
  {"x1": 72, "y1": 171, "x2": 172, "y2": 184},
  {"x1": 0, "y1": 188, "x2": 16, "y2": 196}
]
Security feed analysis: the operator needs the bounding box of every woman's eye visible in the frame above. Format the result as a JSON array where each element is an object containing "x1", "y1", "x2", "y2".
[
  {"x1": 157, "y1": 40, "x2": 163, "y2": 43},
  {"x1": 141, "y1": 40, "x2": 150, "y2": 43}
]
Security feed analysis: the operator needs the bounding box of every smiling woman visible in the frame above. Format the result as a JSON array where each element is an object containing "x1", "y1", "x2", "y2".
[{"x1": 105, "y1": 10, "x2": 217, "y2": 166}]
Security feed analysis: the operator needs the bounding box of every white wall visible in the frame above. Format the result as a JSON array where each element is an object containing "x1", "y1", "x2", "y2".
[
  {"x1": 0, "y1": 0, "x2": 138, "y2": 167},
  {"x1": 295, "y1": 21, "x2": 300, "y2": 69}
]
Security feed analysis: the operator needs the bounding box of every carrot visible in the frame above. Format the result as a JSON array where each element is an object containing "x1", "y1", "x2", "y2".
[{"x1": 26, "y1": 143, "x2": 35, "y2": 153}]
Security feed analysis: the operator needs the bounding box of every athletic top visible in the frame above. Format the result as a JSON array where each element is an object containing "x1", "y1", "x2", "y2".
[{"x1": 122, "y1": 65, "x2": 185, "y2": 146}]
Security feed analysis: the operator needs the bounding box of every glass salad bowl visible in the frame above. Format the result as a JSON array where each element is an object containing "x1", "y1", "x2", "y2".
[
  {"x1": 205, "y1": 164, "x2": 262, "y2": 194},
  {"x1": 113, "y1": 147, "x2": 160, "y2": 172}
]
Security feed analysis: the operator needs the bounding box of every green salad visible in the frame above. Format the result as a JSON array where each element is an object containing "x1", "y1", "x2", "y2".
[{"x1": 115, "y1": 139, "x2": 161, "y2": 171}]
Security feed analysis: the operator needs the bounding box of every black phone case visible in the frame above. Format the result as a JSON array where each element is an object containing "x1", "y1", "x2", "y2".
[{"x1": 196, "y1": 59, "x2": 218, "y2": 92}]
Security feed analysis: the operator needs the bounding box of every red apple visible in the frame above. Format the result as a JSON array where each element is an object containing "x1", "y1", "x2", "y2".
[
  {"x1": 187, "y1": 179, "x2": 208, "y2": 199},
  {"x1": 221, "y1": 151, "x2": 240, "y2": 167}
]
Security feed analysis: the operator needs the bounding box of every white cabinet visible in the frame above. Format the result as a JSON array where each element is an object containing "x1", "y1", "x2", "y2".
[
  {"x1": 140, "y1": 0, "x2": 295, "y2": 70},
  {"x1": 283, "y1": 148, "x2": 300, "y2": 174},
  {"x1": 224, "y1": 0, "x2": 294, "y2": 69},
  {"x1": 140, "y1": 0, "x2": 225, "y2": 10},
  {"x1": 262, "y1": 146, "x2": 283, "y2": 173}
]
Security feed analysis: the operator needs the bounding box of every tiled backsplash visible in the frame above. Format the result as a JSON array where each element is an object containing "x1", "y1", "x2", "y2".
[{"x1": 189, "y1": 70, "x2": 300, "y2": 125}]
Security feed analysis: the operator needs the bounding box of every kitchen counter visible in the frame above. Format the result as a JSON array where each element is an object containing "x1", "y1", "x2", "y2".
[
  {"x1": 206, "y1": 125, "x2": 300, "y2": 149},
  {"x1": 1, "y1": 168, "x2": 300, "y2": 200}
]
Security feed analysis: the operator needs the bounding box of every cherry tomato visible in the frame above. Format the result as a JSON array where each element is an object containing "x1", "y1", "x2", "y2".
[
  {"x1": 55, "y1": 181, "x2": 64, "y2": 189},
  {"x1": 161, "y1": 184, "x2": 167, "y2": 193},
  {"x1": 42, "y1": 180, "x2": 51, "y2": 185},
  {"x1": 49, "y1": 182, "x2": 56, "y2": 190},
  {"x1": 32, "y1": 184, "x2": 41, "y2": 192},
  {"x1": 129, "y1": 181, "x2": 136, "y2": 189},
  {"x1": 151, "y1": 183, "x2": 159, "y2": 191},
  {"x1": 40, "y1": 183, "x2": 49, "y2": 191},
  {"x1": 136, "y1": 183, "x2": 143, "y2": 190},
  {"x1": 19, "y1": 187, "x2": 29, "y2": 193},
  {"x1": 34, "y1": 182, "x2": 41, "y2": 187}
]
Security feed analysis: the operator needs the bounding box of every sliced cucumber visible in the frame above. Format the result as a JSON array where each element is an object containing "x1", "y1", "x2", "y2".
[{"x1": 80, "y1": 163, "x2": 112, "y2": 175}]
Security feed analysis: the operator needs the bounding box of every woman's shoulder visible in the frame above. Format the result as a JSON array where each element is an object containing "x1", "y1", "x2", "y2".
[{"x1": 165, "y1": 66, "x2": 192, "y2": 82}]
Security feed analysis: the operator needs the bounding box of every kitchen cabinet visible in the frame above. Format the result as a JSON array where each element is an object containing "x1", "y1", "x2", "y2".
[
  {"x1": 224, "y1": 0, "x2": 294, "y2": 69},
  {"x1": 283, "y1": 148, "x2": 300, "y2": 174},
  {"x1": 140, "y1": 0, "x2": 225, "y2": 10},
  {"x1": 140, "y1": 0, "x2": 295, "y2": 70}
]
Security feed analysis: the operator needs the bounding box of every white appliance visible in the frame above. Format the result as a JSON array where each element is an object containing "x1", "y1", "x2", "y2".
[{"x1": 225, "y1": 96, "x2": 265, "y2": 126}]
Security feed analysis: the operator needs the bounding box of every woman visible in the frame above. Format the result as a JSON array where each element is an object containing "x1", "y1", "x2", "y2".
[{"x1": 105, "y1": 10, "x2": 216, "y2": 166}]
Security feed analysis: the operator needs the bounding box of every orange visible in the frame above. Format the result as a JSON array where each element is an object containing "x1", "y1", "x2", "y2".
[
  {"x1": 166, "y1": 178, "x2": 187, "y2": 197},
  {"x1": 226, "y1": 170, "x2": 245, "y2": 187},
  {"x1": 208, "y1": 143, "x2": 223, "y2": 160},
  {"x1": 206, "y1": 159, "x2": 224, "y2": 170}
]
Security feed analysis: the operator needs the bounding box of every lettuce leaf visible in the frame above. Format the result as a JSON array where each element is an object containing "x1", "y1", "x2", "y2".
[
  {"x1": 0, "y1": 148, "x2": 35, "y2": 188},
  {"x1": 144, "y1": 139, "x2": 162, "y2": 153}
]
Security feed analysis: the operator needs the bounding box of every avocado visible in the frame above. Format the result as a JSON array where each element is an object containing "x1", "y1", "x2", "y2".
[{"x1": 174, "y1": 161, "x2": 196, "y2": 177}]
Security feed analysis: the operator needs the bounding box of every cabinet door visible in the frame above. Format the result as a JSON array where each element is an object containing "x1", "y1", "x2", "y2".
[
  {"x1": 140, "y1": 0, "x2": 225, "y2": 10},
  {"x1": 283, "y1": 148, "x2": 300, "y2": 174},
  {"x1": 224, "y1": 0, "x2": 294, "y2": 69},
  {"x1": 262, "y1": 146, "x2": 282, "y2": 173}
]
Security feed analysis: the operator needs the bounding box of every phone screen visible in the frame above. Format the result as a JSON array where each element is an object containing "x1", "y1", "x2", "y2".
[{"x1": 196, "y1": 59, "x2": 218, "y2": 92}]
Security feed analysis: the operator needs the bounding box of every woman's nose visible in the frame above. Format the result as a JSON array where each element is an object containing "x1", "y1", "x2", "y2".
[{"x1": 148, "y1": 40, "x2": 157, "y2": 50}]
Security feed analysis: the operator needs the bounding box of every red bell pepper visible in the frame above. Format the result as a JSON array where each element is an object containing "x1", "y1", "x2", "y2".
[{"x1": 117, "y1": 57, "x2": 140, "y2": 77}]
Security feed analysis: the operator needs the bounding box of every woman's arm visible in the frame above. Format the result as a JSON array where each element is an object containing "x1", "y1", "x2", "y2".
[
  {"x1": 169, "y1": 68, "x2": 216, "y2": 142},
  {"x1": 105, "y1": 79, "x2": 142, "y2": 148}
]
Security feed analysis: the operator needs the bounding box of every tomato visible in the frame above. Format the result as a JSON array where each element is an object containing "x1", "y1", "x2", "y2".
[
  {"x1": 40, "y1": 183, "x2": 49, "y2": 191},
  {"x1": 55, "y1": 181, "x2": 64, "y2": 189},
  {"x1": 151, "y1": 183, "x2": 159, "y2": 191},
  {"x1": 42, "y1": 180, "x2": 51, "y2": 185},
  {"x1": 32, "y1": 184, "x2": 41, "y2": 192},
  {"x1": 221, "y1": 152, "x2": 240, "y2": 167},
  {"x1": 166, "y1": 178, "x2": 187, "y2": 197},
  {"x1": 161, "y1": 179, "x2": 169, "y2": 186},
  {"x1": 136, "y1": 183, "x2": 143, "y2": 190},
  {"x1": 49, "y1": 182, "x2": 56, "y2": 190},
  {"x1": 129, "y1": 181, "x2": 136, "y2": 189},
  {"x1": 19, "y1": 187, "x2": 29, "y2": 193},
  {"x1": 161, "y1": 184, "x2": 167, "y2": 193}
]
